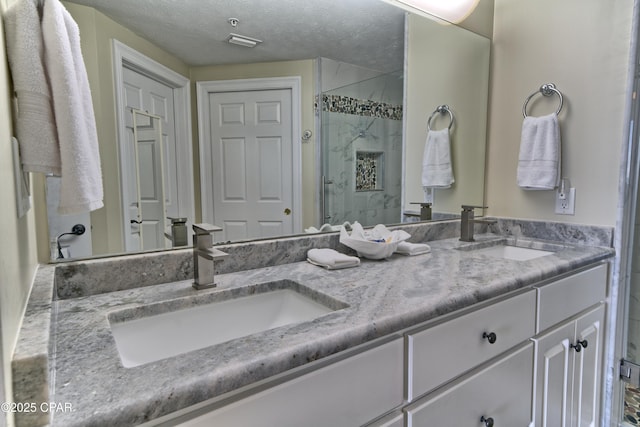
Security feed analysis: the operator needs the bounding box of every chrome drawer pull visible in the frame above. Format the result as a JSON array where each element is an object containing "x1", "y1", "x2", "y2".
[
  {"x1": 571, "y1": 339, "x2": 588, "y2": 352},
  {"x1": 480, "y1": 415, "x2": 494, "y2": 426},
  {"x1": 482, "y1": 332, "x2": 497, "y2": 344}
]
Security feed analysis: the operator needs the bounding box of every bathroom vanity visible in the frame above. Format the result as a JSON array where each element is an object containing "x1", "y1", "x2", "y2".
[{"x1": 11, "y1": 219, "x2": 614, "y2": 427}]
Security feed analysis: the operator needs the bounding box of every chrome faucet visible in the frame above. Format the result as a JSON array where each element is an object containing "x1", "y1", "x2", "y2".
[
  {"x1": 460, "y1": 205, "x2": 496, "y2": 242},
  {"x1": 192, "y1": 223, "x2": 227, "y2": 290},
  {"x1": 410, "y1": 202, "x2": 433, "y2": 221}
]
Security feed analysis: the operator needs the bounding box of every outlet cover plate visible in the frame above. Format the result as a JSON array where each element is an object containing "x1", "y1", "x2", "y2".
[{"x1": 555, "y1": 187, "x2": 576, "y2": 215}]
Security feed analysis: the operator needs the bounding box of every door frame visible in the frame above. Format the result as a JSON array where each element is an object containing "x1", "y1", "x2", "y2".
[
  {"x1": 112, "y1": 40, "x2": 195, "y2": 251},
  {"x1": 196, "y1": 77, "x2": 302, "y2": 234}
]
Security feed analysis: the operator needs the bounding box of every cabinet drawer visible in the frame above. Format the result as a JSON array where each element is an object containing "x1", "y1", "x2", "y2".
[
  {"x1": 405, "y1": 342, "x2": 534, "y2": 426},
  {"x1": 536, "y1": 264, "x2": 607, "y2": 332},
  {"x1": 407, "y1": 289, "x2": 535, "y2": 399},
  {"x1": 178, "y1": 338, "x2": 404, "y2": 427}
]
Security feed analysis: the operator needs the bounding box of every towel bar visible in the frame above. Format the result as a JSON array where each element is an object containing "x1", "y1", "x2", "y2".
[
  {"x1": 522, "y1": 83, "x2": 563, "y2": 118},
  {"x1": 427, "y1": 104, "x2": 454, "y2": 131}
]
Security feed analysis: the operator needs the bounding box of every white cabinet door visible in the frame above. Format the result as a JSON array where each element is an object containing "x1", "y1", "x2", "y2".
[
  {"x1": 533, "y1": 322, "x2": 575, "y2": 427},
  {"x1": 405, "y1": 342, "x2": 534, "y2": 427},
  {"x1": 571, "y1": 305, "x2": 604, "y2": 427},
  {"x1": 532, "y1": 304, "x2": 605, "y2": 427}
]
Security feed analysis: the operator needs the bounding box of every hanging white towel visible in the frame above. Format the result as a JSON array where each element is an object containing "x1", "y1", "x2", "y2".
[
  {"x1": 421, "y1": 128, "x2": 454, "y2": 189},
  {"x1": 42, "y1": 0, "x2": 103, "y2": 214},
  {"x1": 517, "y1": 113, "x2": 561, "y2": 190},
  {"x1": 4, "y1": 0, "x2": 61, "y2": 174}
]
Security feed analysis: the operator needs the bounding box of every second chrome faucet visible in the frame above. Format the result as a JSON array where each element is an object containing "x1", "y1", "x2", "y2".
[
  {"x1": 460, "y1": 205, "x2": 496, "y2": 242},
  {"x1": 192, "y1": 223, "x2": 227, "y2": 290}
]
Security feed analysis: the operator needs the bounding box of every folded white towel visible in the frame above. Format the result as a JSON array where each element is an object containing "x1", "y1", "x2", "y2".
[
  {"x1": 422, "y1": 128, "x2": 454, "y2": 189},
  {"x1": 4, "y1": 0, "x2": 61, "y2": 174},
  {"x1": 42, "y1": 0, "x2": 104, "y2": 214},
  {"x1": 395, "y1": 242, "x2": 431, "y2": 256},
  {"x1": 517, "y1": 113, "x2": 561, "y2": 190},
  {"x1": 307, "y1": 248, "x2": 360, "y2": 270}
]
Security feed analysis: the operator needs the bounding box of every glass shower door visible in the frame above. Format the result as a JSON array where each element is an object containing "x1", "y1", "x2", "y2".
[{"x1": 320, "y1": 71, "x2": 404, "y2": 228}]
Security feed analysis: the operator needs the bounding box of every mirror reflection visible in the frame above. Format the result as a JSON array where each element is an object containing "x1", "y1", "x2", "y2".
[{"x1": 48, "y1": 0, "x2": 490, "y2": 261}]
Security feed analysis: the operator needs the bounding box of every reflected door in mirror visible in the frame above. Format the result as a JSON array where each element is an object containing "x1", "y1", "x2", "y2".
[
  {"x1": 204, "y1": 88, "x2": 295, "y2": 241},
  {"x1": 122, "y1": 68, "x2": 178, "y2": 251}
]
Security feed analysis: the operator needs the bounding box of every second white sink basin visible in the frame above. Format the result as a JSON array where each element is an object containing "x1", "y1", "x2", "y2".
[
  {"x1": 469, "y1": 244, "x2": 554, "y2": 261},
  {"x1": 109, "y1": 282, "x2": 346, "y2": 367}
]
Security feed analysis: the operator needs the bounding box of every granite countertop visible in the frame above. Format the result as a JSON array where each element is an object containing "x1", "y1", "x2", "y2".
[{"x1": 16, "y1": 231, "x2": 615, "y2": 426}]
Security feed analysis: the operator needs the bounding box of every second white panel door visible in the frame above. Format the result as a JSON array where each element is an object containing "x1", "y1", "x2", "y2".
[{"x1": 207, "y1": 88, "x2": 294, "y2": 241}]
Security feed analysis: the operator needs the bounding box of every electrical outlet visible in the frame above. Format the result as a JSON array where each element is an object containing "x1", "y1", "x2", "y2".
[{"x1": 555, "y1": 187, "x2": 576, "y2": 215}]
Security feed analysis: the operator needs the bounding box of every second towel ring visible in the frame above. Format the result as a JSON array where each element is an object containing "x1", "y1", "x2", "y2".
[
  {"x1": 522, "y1": 83, "x2": 563, "y2": 118},
  {"x1": 428, "y1": 105, "x2": 454, "y2": 131}
]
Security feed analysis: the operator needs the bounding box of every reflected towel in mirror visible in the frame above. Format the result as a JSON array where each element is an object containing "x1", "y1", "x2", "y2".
[{"x1": 421, "y1": 128, "x2": 454, "y2": 188}]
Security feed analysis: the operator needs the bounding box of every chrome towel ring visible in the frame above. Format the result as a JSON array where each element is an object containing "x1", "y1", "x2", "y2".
[
  {"x1": 522, "y1": 83, "x2": 563, "y2": 118},
  {"x1": 427, "y1": 105, "x2": 454, "y2": 131}
]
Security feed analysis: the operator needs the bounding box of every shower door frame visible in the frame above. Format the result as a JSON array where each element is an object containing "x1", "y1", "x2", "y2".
[{"x1": 610, "y1": 2, "x2": 640, "y2": 425}]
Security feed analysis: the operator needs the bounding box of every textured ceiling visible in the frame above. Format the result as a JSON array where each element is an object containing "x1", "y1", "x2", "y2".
[{"x1": 65, "y1": 0, "x2": 406, "y2": 73}]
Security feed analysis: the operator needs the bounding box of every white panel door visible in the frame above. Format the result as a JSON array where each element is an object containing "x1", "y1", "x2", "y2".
[
  {"x1": 207, "y1": 89, "x2": 294, "y2": 241},
  {"x1": 122, "y1": 67, "x2": 177, "y2": 251}
]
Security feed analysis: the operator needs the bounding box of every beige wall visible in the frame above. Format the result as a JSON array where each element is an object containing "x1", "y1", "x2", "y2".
[
  {"x1": 62, "y1": 2, "x2": 190, "y2": 256},
  {"x1": 190, "y1": 61, "x2": 317, "y2": 229},
  {"x1": 485, "y1": 0, "x2": 633, "y2": 226},
  {"x1": 0, "y1": 0, "x2": 40, "y2": 425},
  {"x1": 404, "y1": 13, "x2": 490, "y2": 215}
]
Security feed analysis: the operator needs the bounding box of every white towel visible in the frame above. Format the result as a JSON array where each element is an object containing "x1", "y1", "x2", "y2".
[
  {"x1": 517, "y1": 113, "x2": 561, "y2": 190},
  {"x1": 395, "y1": 242, "x2": 431, "y2": 256},
  {"x1": 307, "y1": 248, "x2": 360, "y2": 270},
  {"x1": 42, "y1": 0, "x2": 104, "y2": 214},
  {"x1": 4, "y1": 0, "x2": 61, "y2": 174},
  {"x1": 421, "y1": 128, "x2": 454, "y2": 188}
]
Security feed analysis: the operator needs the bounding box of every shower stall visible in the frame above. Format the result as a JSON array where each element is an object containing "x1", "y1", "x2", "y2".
[{"x1": 318, "y1": 61, "x2": 404, "y2": 228}]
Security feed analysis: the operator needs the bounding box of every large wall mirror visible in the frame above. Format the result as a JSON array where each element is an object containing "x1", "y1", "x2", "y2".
[{"x1": 46, "y1": 0, "x2": 491, "y2": 261}]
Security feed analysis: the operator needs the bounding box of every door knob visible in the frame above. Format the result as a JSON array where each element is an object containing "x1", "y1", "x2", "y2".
[{"x1": 284, "y1": 208, "x2": 291, "y2": 216}]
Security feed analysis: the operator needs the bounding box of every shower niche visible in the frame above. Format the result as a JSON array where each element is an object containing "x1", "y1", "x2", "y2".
[{"x1": 355, "y1": 151, "x2": 384, "y2": 192}]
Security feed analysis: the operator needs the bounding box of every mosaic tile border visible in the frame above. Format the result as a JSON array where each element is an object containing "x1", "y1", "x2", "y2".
[{"x1": 318, "y1": 94, "x2": 403, "y2": 120}]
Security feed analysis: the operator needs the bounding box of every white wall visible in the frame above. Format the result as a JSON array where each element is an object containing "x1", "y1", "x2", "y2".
[
  {"x1": 486, "y1": 0, "x2": 634, "y2": 226},
  {"x1": 0, "y1": 0, "x2": 41, "y2": 426}
]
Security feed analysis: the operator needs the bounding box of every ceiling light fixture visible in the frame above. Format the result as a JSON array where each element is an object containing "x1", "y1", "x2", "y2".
[
  {"x1": 381, "y1": 0, "x2": 480, "y2": 24},
  {"x1": 226, "y1": 33, "x2": 262, "y2": 48}
]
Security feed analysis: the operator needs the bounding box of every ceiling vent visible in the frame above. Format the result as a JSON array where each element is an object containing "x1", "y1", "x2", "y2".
[{"x1": 226, "y1": 33, "x2": 262, "y2": 48}]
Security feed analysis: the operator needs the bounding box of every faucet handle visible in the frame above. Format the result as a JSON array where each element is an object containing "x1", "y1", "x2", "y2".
[
  {"x1": 193, "y1": 223, "x2": 223, "y2": 234},
  {"x1": 461, "y1": 205, "x2": 488, "y2": 211}
]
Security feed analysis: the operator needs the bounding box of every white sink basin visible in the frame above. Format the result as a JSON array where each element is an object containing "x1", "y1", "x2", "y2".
[
  {"x1": 109, "y1": 284, "x2": 345, "y2": 367},
  {"x1": 469, "y1": 244, "x2": 554, "y2": 261}
]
